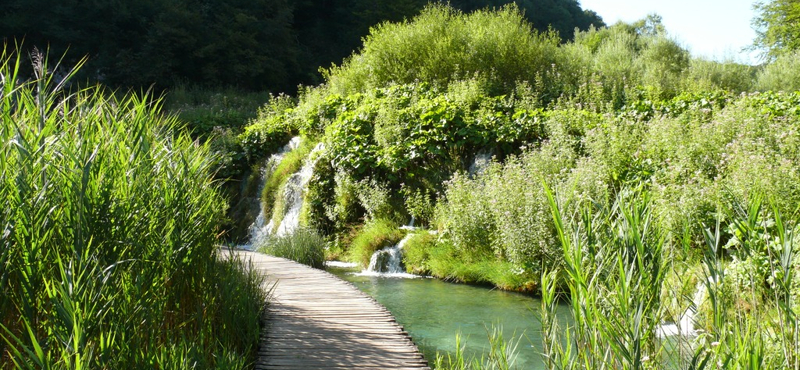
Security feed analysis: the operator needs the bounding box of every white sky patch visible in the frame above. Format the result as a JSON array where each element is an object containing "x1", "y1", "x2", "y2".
[{"x1": 579, "y1": 0, "x2": 761, "y2": 64}]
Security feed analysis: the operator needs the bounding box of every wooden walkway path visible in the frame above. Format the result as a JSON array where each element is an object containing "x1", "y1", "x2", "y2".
[{"x1": 222, "y1": 249, "x2": 430, "y2": 370}]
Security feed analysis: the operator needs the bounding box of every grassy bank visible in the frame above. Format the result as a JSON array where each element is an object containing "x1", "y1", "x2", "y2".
[{"x1": 0, "y1": 49, "x2": 265, "y2": 369}]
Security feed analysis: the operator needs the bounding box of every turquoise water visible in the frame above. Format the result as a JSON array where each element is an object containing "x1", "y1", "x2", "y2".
[{"x1": 328, "y1": 266, "x2": 570, "y2": 368}]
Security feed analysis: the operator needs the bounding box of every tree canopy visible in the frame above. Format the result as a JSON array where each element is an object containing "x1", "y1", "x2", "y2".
[
  {"x1": 1, "y1": 0, "x2": 604, "y2": 92},
  {"x1": 753, "y1": 0, "x2": 800, "y2": 59}
]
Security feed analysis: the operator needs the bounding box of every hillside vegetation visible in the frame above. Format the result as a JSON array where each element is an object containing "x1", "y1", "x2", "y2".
[
  {"x1": 242, "y1": 4, "x2": 800, "y2": 368},
  {"x1": 1, "y1": 0, "x2": 602, "y2": 92}
]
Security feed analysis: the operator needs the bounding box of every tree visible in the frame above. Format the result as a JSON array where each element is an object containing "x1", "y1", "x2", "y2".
[
  {"x1": 753, "y1": 0, "x2": 800, "y2": 59},
  {"x1": 450, "y1": 0, "x2": 605, "y2": 40}
]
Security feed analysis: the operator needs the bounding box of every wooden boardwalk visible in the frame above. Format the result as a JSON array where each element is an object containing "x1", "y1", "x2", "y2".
[{"x1": 223, "y1": 249, "x2": 430, "y2": 370}]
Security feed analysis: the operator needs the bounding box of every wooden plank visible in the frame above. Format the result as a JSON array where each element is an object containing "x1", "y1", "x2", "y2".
[{"x1": 220, "y1": 249, "x2": 430, "y2": 370}]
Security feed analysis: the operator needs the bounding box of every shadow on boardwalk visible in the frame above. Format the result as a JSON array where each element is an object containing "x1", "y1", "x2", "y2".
[{"x1": 222, "y1": 249, "x2": 430, "y2": 370}]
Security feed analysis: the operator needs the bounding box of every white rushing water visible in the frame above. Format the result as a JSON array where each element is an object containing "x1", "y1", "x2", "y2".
[
  {"x1": 656, "y1": 282, "x2": 707, "y2": 338},
  {"x1": 358, "y1": 233, "x2": 419, "y2": 278},
  {"x1": 241, "y1": 137, "x2": 301, "y2": 250},
  {"x1": 274, "y1": 142, "x2": 325, "y2": 237},
  {"x1": 468, "y1": 150, "x2": 493, "y2": 177}
]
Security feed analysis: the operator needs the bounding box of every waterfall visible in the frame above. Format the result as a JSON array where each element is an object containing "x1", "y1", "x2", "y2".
[
  {"x1": 468, "y1": 150, "x2": 493, "y2": 177},
  {"x1": 358, "y1": 234, "x2": 418, "y2": 278},
  {"x1": 656, "y1": 282, "x2": 707, "y2": 338},
  {"x1": 274, "y1": 142, "x2": 325, "y2": 237},
  {"x1": 241, "y1": 137, "x2": 301, "y2": 250}
]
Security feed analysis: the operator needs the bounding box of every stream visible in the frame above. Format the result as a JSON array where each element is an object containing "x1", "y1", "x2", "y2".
[{"x1": 327, "y1": 264, "x2": 570, "y2": 369}]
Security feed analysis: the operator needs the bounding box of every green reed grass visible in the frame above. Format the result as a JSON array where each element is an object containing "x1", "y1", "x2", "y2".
[
  {"x1": 0, "y1": 48, "x2": 265, "y2": 369},
  {"x1": 537, "y1": 185, "x2": 800, "y2": 370},
  {"x1": 434, "y1": 327, "x2": 520, "y2": 370}
]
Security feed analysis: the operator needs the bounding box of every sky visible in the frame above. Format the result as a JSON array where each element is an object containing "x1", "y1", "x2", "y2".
[{"x1": 579, "y1": 0, "x2": 761, "y2": 64}]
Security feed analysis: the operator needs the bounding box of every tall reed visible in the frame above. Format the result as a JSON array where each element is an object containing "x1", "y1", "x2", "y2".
[
  {"x1": 0, "y1": 47, "x2": 265, "y2": 369},
  {"x1": 540, "y1": 185, "x2": 799, "y2": 370},
  {"x1": 541, "y1": 186, "x2": 670, "y2": 370}
]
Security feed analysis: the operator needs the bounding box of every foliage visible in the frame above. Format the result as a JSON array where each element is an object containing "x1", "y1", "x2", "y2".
[
  {"x1": 564, "y1": 17, "x2": 692, "y2": 106},
  {"x1": 0, "y1": 49, "x2": 264, "y2": 368},
  {"x1": 163, "y1": 85, "x2": 274, "y2": 181},
  {"x1": 258, "y1": 227, "x2": 326, "y2": 269},
  {"x1": 685, "y1": 58, "x2": 755, "y2": 93},
  {"x1": 260, "y1": 138, "x2": 314, "y2": 224},
  {"x1": 431, "y1": 152, "x2": 565, "y2": 286},
  {"x1": 239, "y1": 95, "x2": 299, "y2": 163},
  {"x1": 755, "y1": 50, "x2": 800, "y2": 92},
  {"x1": 324, "y1": 4, "x2": 564, "y2": 97},
  {"x1": 401, "y1": 232, "x2": 438, "y2": 274},
  {"x1": 753, "y1": 0, "x2": 800, "y2": 59},
  {"x1": 539, "y1": 188, "x2": 800, "y2": 370},
  {"x1": 541, "y1": 188, "x2": 670, "y2": 370},
  {"x1": 2, "y1": 0, "x2": 298, "y2": 91},
  {"x1": 423, "y1": 89, "x2": 800, "y2": 291},
  {"x1": 433, "y1": 327, "x2": 520, "y2": 370},
  {"x1": 164, "y1": 85, "x2": 272, "y2": 138},
  {"x1": 1, "y1": 0, "x2": 605, "y2": 93}
]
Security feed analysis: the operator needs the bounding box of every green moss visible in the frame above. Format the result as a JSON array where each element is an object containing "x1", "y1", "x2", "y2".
[
  {"x1": 348, "y1": 218, "x2": 404, "y2": 267},
  {"x1": 262, "y1": 138, "x2": 315, "y2": 228},
  {"x1": 402, "y1": 232, "x2": 437, "y2": 274}
]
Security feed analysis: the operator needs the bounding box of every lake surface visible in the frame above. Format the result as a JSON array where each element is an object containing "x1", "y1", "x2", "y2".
[{"x1": 327, "y1": 265, "x2": 570, "y2": 369}]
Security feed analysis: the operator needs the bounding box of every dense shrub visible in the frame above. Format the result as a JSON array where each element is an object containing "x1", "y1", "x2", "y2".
[
  {"x1": 426, "y1": 90, "x2": 800, "y2": 290},
  {"x1": 685, "y1": 58, "x2": 756, "y2": 93},
  {"x1": 756, "y1": 51, "x2": 800, "y2": 92},
  {"x1": 323, "y1": 4, "x2": 564, "y2": 98},
  {"x1": 239, "y1": 95, "x2": 298, "y2": 163}
]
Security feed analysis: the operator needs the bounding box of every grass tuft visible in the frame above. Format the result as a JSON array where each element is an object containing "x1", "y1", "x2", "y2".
[
  {"x1": 349, "y1": 218, "x2": 404, "y2": 267},
  {"x1": 258, "y1": 227, "x2": 327, "y2": 269}
]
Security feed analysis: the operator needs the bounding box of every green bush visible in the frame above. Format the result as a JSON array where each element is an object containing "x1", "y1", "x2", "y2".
[
  {"x1": 323, "y1": 4, "x2": 563, "y2": 98},
  {"x1": 402, "y1": 232, "x2": 438, "y2": 274},
  {"x1": 239, "y1": 95, "x2": 299, "y2": 163},
  {"x1": 756, "y1": 50, "x2": 800, "y2": 92},
  {"x1": 426, "y1": 90, "x2": 800, "y2": 292},
  {"x1": 259, "y1": 228, "x2": 327, "y2": 269},
  {"x1": 685, "y1": 58, "x2": 755, "y2": 93}
]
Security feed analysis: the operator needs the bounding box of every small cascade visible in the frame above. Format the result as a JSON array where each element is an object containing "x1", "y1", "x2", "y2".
[
  {"x1": 242, "y1": 137, "x2": 301, "y2": 250},
  {"x1": 400, "y1": 216, "x2": 416, "y2": 231},
  {"x1": 358, "y1": 234, "x2": 418, "y2": 278},
  {"x1": 274, "y1": 142, "x2": 325, "y2": 237},
  {"x1": 656, "y1": 282, "x2": 707, "y2": 338},
  {"x1": 468, "y1": 150, "x2": 493, "y2": 177}
]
